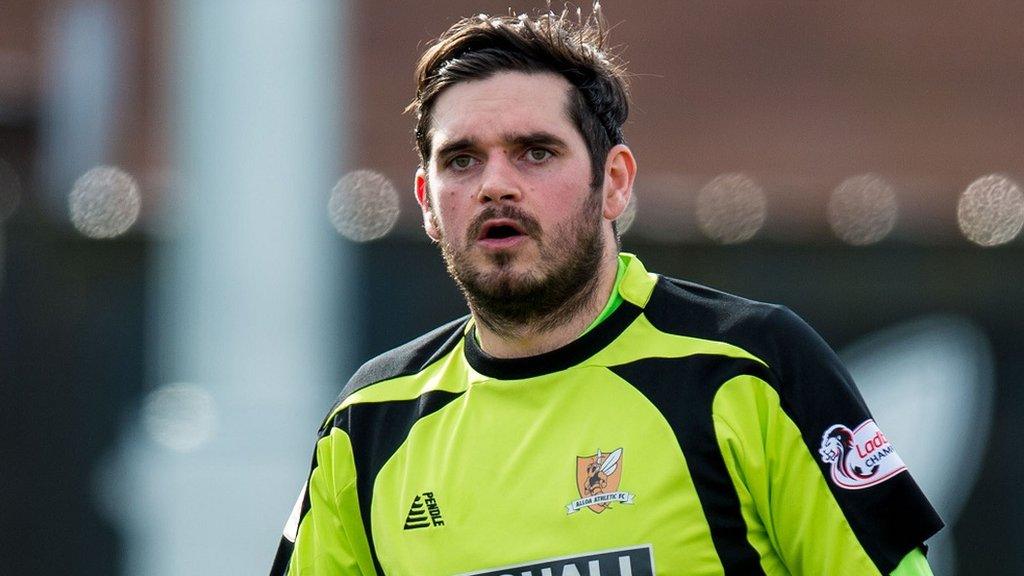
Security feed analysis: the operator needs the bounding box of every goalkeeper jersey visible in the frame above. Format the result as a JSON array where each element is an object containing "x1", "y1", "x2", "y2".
[{"x1": 271, "y1": 253, "x2": 942, "y2": 575}]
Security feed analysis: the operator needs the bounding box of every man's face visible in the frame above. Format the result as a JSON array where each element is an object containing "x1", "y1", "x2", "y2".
[{"x1": 415, "y1": 71, "x2": 608, "y2": 334}]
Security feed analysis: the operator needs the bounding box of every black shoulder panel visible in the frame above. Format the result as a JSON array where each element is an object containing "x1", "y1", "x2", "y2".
[
  {"x1": 611, "y1": 355, "x2": 770, "y2": 576},
  {"x1": 642, "y1": 276, "x2": 943, "y2": 573},
  {"x1": 322, "y1": 315, "x2": 469, "y2": 425},
  {"x1": 643, "y1": 276, "x2": 781, "y2": 348},
  {"x1": 644, "y1": 276, "x2": 875, "y2": 447}
]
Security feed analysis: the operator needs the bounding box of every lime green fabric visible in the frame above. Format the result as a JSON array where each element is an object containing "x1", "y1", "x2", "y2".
[
  {"x1": 890, "y1": 548, "x2": 934, "y2": 576},
  {"x1": 288, "y1": 430, "x2": 376, "y2": 574}
]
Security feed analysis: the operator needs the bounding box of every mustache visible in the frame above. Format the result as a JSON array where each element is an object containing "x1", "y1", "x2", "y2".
[{"x1": 465, "y1": 205, "x2": 542, "y2": 243}]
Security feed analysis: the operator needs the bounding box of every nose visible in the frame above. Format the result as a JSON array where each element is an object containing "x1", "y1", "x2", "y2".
[{"x1": 476, "y1": 154, "x2": 522, "y2": 204}]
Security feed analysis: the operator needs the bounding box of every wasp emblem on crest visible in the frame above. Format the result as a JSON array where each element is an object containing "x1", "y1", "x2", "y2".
[{"x1": 567, "y1": 447, "x2": 634, "y2": 514}]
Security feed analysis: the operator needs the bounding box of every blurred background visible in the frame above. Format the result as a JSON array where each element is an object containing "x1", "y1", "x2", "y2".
[{"x1": 1, "y1": 1, "x2": 1021, "y2": 574}]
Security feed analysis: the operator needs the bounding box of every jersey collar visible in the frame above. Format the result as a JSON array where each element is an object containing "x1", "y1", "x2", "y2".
[{"x1": 463, "y1": 254, "x2": 656, "y2": 380}]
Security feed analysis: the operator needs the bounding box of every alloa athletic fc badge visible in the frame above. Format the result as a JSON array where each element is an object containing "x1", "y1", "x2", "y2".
[{"x1": 566, "y1": 448, "x2": 636, "y2": 514}]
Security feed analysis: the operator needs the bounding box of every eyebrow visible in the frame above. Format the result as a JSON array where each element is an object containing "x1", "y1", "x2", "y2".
[
  {"x1": 434, "y1": 131, "x2": 570, "y2": 161},
  {"x1": 435, "y1": 138, "x2": 476, "y2": 161}
]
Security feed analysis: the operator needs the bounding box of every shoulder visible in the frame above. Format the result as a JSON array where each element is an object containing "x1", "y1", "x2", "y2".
[
  {"x1": 645, "y1": 275, "x2": 808, "y2": 345},
  {"x1": 647, "y1": 273, "x2": 867, "y2": 424},
  {"x1": 320, "y1": 316, "x2": 470, "y2": 424},
  {"x1": 643, "y1": 274, "x2": 838, "y2": 382},
  {"x1": 645, "y1": 275, "x2": 782, "y2": 336}
]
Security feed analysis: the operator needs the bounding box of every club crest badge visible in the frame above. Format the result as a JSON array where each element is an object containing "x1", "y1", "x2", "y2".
[
  {"x1": 566, "y1": 448, "x2": 635, "y2": 514},
  {"x1": 818, "y1": 419, "x2": 907, "y2": 490}
]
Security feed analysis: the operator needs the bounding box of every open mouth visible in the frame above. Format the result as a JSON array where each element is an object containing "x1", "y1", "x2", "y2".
[
  {"x1": 485, "y1": 225, "x2": 521, "y2": 239},
  {"x1": 478, "y1": 219, "x2": 526, "y2": 241}
]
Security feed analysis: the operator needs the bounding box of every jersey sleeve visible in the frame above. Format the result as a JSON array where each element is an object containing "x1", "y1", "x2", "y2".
[
  {"x1": 270, "y1": 427, "x2": 376, "y2": 575},
  {"x1": 890, "y1": 548, "x2": 935, "y2": 576},
  {"x1": 714, "y1": 306, "x2": 943, "y2": 575}
]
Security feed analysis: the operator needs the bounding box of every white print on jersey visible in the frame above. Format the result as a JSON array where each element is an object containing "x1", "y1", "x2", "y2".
[
  {"x1": 818, "y1": 419, "x2": 907, "y2": 490},
  {"x1": 283, "y1": 481, "x2": 307, "y2": 543}
]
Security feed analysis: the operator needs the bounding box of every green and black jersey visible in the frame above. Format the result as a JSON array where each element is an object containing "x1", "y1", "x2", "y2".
[{"x1": 271, "y1": 254, "x2": 942, "y2": 575}]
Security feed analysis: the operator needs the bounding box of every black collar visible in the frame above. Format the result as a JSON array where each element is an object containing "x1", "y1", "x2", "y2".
[{"x1": 463, "y1": 302, "x2": 643, "y2": 380}]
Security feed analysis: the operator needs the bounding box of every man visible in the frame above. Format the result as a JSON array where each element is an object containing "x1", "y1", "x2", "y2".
[{"x1": 271, "y1": 9, "x2": 942, "y2": 575}]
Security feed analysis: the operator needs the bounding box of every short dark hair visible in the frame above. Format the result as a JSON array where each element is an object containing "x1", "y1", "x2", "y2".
[{"x1": 408, "y1": 8, "x2": 630, "y2": 189}]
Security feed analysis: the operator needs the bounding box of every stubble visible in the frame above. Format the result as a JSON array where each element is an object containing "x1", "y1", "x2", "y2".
[{"x1": 435, "y1": 189, "x2": 605, "y2": 339}]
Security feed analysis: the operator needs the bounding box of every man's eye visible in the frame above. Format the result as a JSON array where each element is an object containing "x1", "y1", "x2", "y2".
[
  {"x1": 449, "y1": 155, "x2": 475, "y2": 170},
  {"x1": 526, "y1": 148, "x2": 553, "y2": 163}
]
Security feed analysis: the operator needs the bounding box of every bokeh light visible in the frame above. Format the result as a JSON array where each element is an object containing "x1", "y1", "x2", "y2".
[
  {"x1": 616, "y1": 191, "x2": 638, "y2": 236},
  {"x1": 328, "y1": 169, "x2": 400, "y2": 242},
  {"x1": 828, "y1": 174, "x2": 899, "y2": 246},
  {"x1": 0, "y1": 159, "x2": 22, "y2": 222},
  {"x1": 142, "y1": 382, "x2": 218, "y2": 453},
  {"x1": 695, "y1": 173, "x2": 767, "y2": 244},
  {"x1": 68, "y1": 165, "x2": 142, "y2": 239},
  {"x1": 957, "y1": 174, "x2": 1024, "y2": 247}
]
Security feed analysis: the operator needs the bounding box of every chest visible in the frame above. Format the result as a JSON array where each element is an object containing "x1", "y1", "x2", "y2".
[{"x1": 367, "y1": 372, "x2": 731, "y2": 575}]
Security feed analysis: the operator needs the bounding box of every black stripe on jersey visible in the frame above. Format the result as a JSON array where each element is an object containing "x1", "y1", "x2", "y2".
[
  {"x1": 464, "y1": 301, "x2": 644, "y2": 380},
  {"x1": 322, "y1": 315, "x2": 470, "y2": 431},
  {"x1": 268, "y1": 537, "x2": 293, "y2": 576},
  {"x1": 610, "y1": 355, "x2": 770, "y2": 576},
  {"x1": 643, "y1": 276, "x2": 943, "y2": 573},
  {"x1": 329, "y1": 389, "x2": 465, "y2": 575}
]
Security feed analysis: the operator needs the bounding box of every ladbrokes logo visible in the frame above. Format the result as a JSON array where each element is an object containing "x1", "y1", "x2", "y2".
[
  {"x1": 457, "y1": 545, "x2": 654, "y2": 576},
  {"x1": 818, "y1": 419, "x2": 907, "y2": 490},
  {"x1": 566, "y1": 448, "x2": 635, "y2": 514}
]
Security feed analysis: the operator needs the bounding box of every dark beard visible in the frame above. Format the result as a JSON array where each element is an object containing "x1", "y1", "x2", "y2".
[{"x1": 437, "y1": 190, "x2": 605, "y2": 339}]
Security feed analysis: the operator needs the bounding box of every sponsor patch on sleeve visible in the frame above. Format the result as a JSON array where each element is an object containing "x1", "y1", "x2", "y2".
[{"x1": 818, "y1": 419, "x2": 907, "y2": 489}]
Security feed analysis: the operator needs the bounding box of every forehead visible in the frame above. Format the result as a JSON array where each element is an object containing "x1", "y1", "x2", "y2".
[{"x1": 429, "y1": 71, "x2": 580, "y2": 151}]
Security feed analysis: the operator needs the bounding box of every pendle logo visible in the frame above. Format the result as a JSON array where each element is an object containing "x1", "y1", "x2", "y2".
[
  {"x1": 403, "y1": 492, "x2": 444, "y2": 530},
  {"x1": 456, "y1": 545, "x2": 654, "y2": 576},
  {"x1": 818, "y1": 419, "x2": 907, "y2": 490}
]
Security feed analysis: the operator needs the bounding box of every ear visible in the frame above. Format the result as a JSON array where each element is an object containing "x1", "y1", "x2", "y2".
[
  {"x1": 601, "y1": 144, "x2": 637, "y2": 221},
  {"x1": 415, "y1": 167, "x2": 441, "y2": 242}
]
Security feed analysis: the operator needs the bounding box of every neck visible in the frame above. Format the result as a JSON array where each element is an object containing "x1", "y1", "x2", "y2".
[{"x1": 473, "y1": 247, "x2": 620, "y2": 359}]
